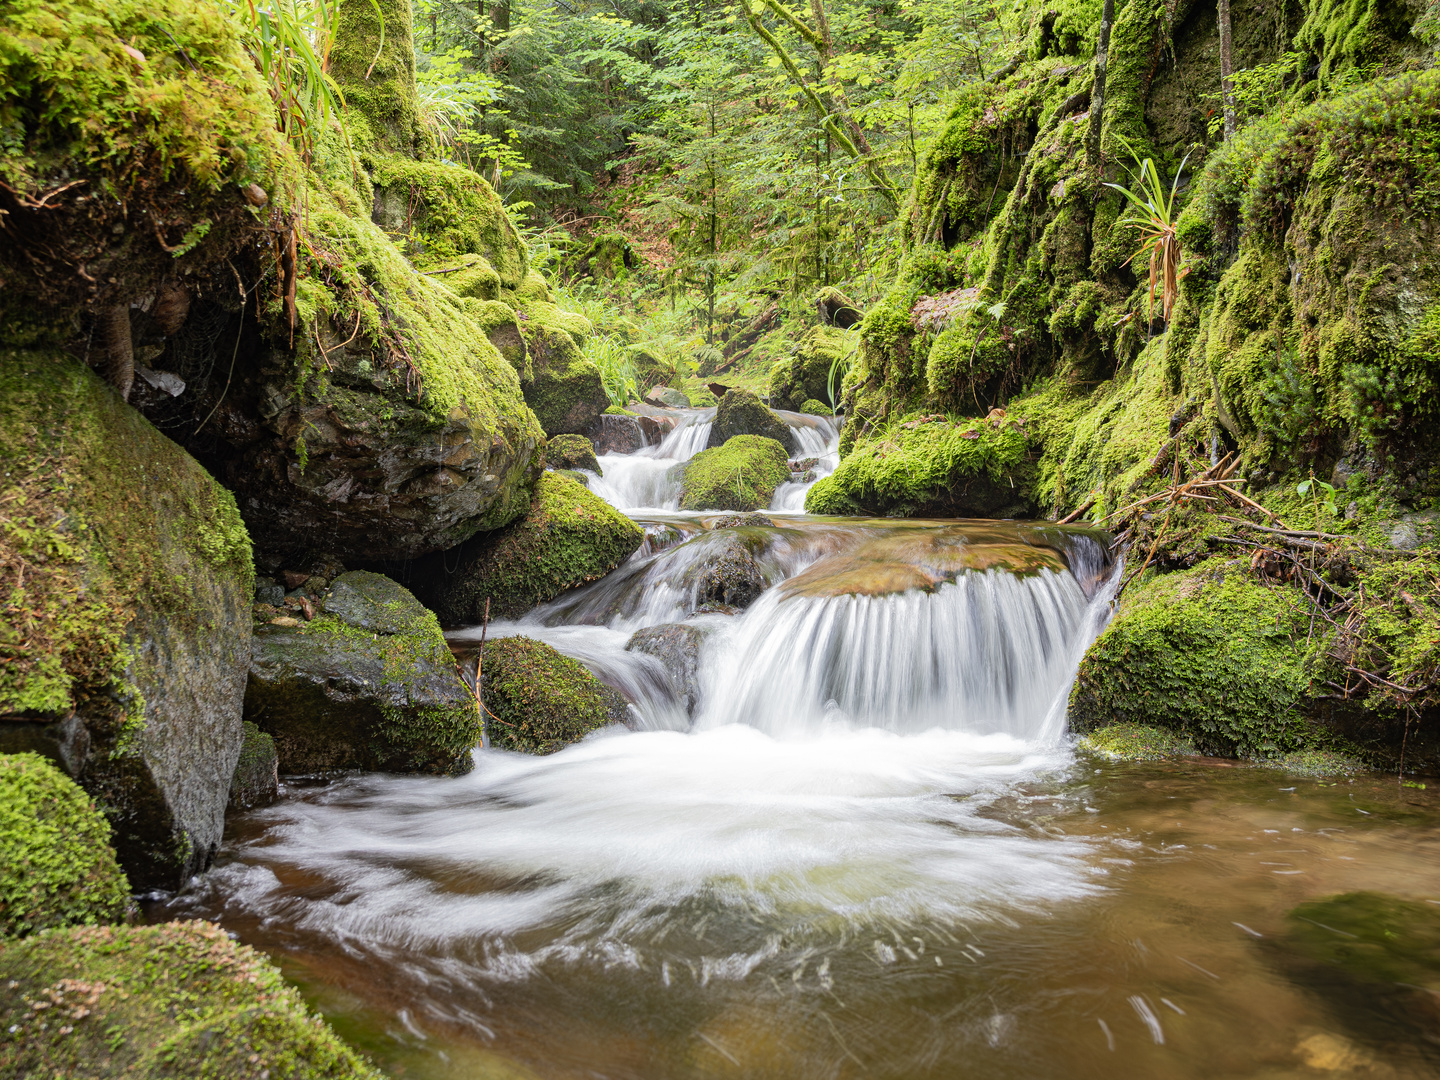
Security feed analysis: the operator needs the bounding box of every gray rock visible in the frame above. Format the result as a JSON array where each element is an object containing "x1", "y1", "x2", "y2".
[
  {"x1": 682, "y1": 533, "x2": 767, "y2": 609},
  {"x1": 712, "y1": 513, "x2": 774, "y2": 529},
  {"x1": 254, "y1": 577, "x2": 286, "y2": 606},
  {"x1": 646, "y1": 386, "x2": 692, "y2": 409},
  {"x1": 227, "y1": 721, "x2": 278, "y2": 811},
  {"x1": 1387, "y1": 511, "x2": 1440, "y2": 551},
  {"x1": 626, "y1": 623, "x2": 705, "y2": 714},
  {"x1": 246, "y1": 571, "x2": 481, "y2": 775}
]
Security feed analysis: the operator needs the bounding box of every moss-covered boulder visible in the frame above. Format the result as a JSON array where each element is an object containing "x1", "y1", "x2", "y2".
[
  {"x1": 408, "y1": 472, "x2": 644, "y2": 622},
  {"x1": 518, "y1": 309, "x2": 608, "y2": 437},
  {"x1": 466, "y1": 297, "x2": 530, "y2": 376},
  {"x1": 245, "y1": 571, "x2": 480, "y2": 775},
  {"x1": 563, "y1": 232, "x2": 639, "y2": 281},
  {"x1": 0, "y1": 754, "x2": 130, "y2": 939},
  {"x1": 673, "y1": 435, "x2": 791, "y2": 512},
  {"x1": 1075, "y1": 722, "x2": 1199, "y2": 762},
  {"x1": 444, "y1": 253, "x2": 503, "y2": 301},
  {"x1": 800, "y1": 399, "x2": 834, "y2": 417},
  {"x1": 482, "y1": 637, "x2": 629, "y2": 754},
  {"x1": 0, "y1": 921, "x2": 383, "y2": 1078},
  {"x1": 769, "y1": 327, "x2": 849, "y2": 413},
  {"x1": 227, "y1": 722, "x2": 278, "y2": 812},
  {"x1": 546, "y1": 433, "x2": 601, "y2": 474},
  {"x1": 805, "y1": 414, "x2": 1036, "y2": 517},
  {"x1": 0, "y1": 350, "x2": 252, "y2": 890},
  {"x1": 707, "y1": 389, "x2": 796, "y2": 452},
  {"x1": 1069, "y1": 566, "x2": 1344, "y2": 759}
]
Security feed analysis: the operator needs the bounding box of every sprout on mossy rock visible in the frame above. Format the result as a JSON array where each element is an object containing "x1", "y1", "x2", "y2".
[
  {"x1": 671, "y1": 436, "x2": 790, "y2": 512},
  {"x1": 482, "y1": 637, "x2": 629, "y2": 754},
  {"x1": 0, "y1": 920, "x2": 384, "y2": 1077},
  {"x1": 707, "y1": 389, "x2": 796, "y2": 452},
  {"x1": 546, "y1": 434, "x2": 602, "y2": 475},
  {"x1": 408, "y1": 472, "x2": 645, "y2": 622},
  {"x1": 0, "y1": 753, "x2": 131, "y2": 939}
]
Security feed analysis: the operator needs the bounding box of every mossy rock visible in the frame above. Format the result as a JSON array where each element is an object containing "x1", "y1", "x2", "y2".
[
  {"x1": 1069, "y1": 566, "x2": 1341, "y2": 759},
  {"x1": 0, "y1": 753, "x2": 131, "y2": 939},
  {"x1": 707, "y1": 389, "x2": 796, "y2": 453},
  {"x1": 245, "y1": 572, "x2": 481, "y2": 775},
  {"x1": 562, "y1": 232, "x2": 639, "y2": 281},
  {"x1": 1075, "y1": 723, "x2": 1198, "y2": 762},
  {"x1": 408, "y1": 472, "x2": 644, "y2": 622},
  {"x1": 442, "y1": 253, "x2": 503, "y2": 301},
  {"x1": 512, "y1": 269, "x2": 554, "y2": 305},
  {"x1": 627, "y1": 344, "x2": 671, "y2": 390},
  {"x1": 0, "y1": 0, "x2": 293, "y2": 318},
  {"x1": 0, "y1": 920, "x2": 383, "y2": 1078},
  {"x1": 769, "y1": 327, "x2": 849, "y2": 413},
  {"x1": 227, "y1": 722, "x2": 278, "y2": 812},
  {"x1": 465, "y1": 297, "x2": 530, "y2": 378},
  {"x1": 672, "y1": 435, "x2": 790, "y2": 512},
  {"x1": 545, "y1": 433, "x2": 601, "y2": 474},
  {"x1": 518, "y1": 311, "x2": 608, "y2": 437},
  {"x1": 800, "y1": 399, "x2": 834, "y2": 417},
  {"x1": 482, "y1": 637, "x2": 629, "y2": 754},
  {"x1": 805, "y1": 414, "x2": 1036, "y2": 518},
  {"x1": 0, "y1": 350, "x2": 252, "y2": 890},
  {"x1": 329, "y1": 0, "x2": 419, "y2": 155}
]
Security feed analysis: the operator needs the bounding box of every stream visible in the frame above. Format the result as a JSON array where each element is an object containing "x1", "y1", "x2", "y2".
[{"x1": 163, "y1": 408, "x2": 1440, "y2": 1079}]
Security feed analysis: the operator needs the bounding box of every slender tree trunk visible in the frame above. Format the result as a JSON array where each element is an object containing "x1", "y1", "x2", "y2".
[
  {"x1": 1086, "y1": 0, "x2": 1114, "y2": 169},
  {"x1": 1218, "y1": 0, "x2": 1237, "y2": 139}
]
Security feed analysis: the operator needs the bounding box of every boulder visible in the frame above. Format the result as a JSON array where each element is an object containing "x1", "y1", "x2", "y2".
[
  {"x1": 768, "y1": 326, "x2": 849, "y2": 413},
  {"x1": 707, "y1": 389, "x2": 796, "y2": 452},
  {"x1": 801, "y1": 399, "x2": 834, "y2": 416},
  {"x1": 671, "y1": 435, "x2": 790, "y2": 512},
  {"x1": 466, "y1": 297, "x2": 530, "y2": 376},
  {"x1": 647, "y1": 386, "x2": 693, "y2": 409},
  {"x1": 482, "y1": 637, "x2": 629, "y2": 754},
  {"x1": 0, "y1": 753, "x2": 131, "y2": 938},
  {"x1": 681, "y1": 532, "x2": 768, "y2": 609},
  {"x1": 713, "y1": 513, "x2": 775, "y2": 529},
  {"x1": 0, "y1": 921, "x2": 384, "y2": 1078},
  {"x1": 519, "y1": 310, "x2": 608, "y2": 437},
  {"x1": 587, "y1": 412, "x2": 674, "y2": 454},
  {"x1": 407, "y1": 472, "x2": 644, "y2": 622},
  {"x1": 563, "y1": 232, "x2": 640, "y2": 281},
  {"x1": 245, "y1": 571, "x2": 480, "y2": 775},
  {"x1": 546, "y1": 433, "x2": 601, "y2": 474},
  {"x1": 227, "y1": 722, "x2": 278, "y2": 811},
  {"x1": 625, "y1": 624, "x2": 705, "y2": 714},
  {"x1": 441, "y1": 253, "x2": 503, "y2": 301},
  {"x1": 0, "y1": 350, "x2": 252, "y2": 891}
]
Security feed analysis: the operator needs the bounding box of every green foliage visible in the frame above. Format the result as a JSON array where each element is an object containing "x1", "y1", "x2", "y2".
[
  {"x1": 582, "y1": 334, "x2": 640, "y2": 408},
  {"x1": 482, "y1": 636, "x2": 625, "y2": 754},
  {"x1": 0, "y1": 753, "x2": 131, "y2": 939},
  {"x1": 0, "y1": 921, "x2": 384, "y2": 1077},
  {"x1": 1104, "y1": 138, "x2": 1191, "y2": 324},
  {"x1": 1076, "y1": 722, "x2": 1198, "y2": 761},
  {"x1": 674, "y1": 436, "x2": 791, "y2": 512}
]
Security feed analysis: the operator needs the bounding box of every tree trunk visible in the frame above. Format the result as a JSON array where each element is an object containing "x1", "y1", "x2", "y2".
[
  {"x1": 1086, "y1": 0, "x2": 1114, "y2": 169},
  {"x1": 1218, "y1": 0, "x2": 1237, "y2": 140}
]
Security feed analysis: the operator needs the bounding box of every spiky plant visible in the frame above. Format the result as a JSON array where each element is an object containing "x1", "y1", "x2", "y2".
[{"x1": 1105, "y1": 138, "x2": 1191, "y2": 324}]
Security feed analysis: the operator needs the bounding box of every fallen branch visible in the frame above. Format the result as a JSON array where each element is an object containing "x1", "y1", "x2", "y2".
[{"x1": 1058, "y1": 497, "x2": 1095, "y2": 525}]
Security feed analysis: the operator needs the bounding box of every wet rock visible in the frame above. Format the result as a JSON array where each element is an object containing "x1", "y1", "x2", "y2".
[
  {"x1": 707, "y1": 389, "x2": 796, "y2": 452},
  {"x1": 647, "y1": 386, "x2": 692, "y2": 409},
  {"x1": 0, "y1": 921, "x2": 384, "y2": 1077},
  {"x1": 482, "y1": 637, "x2": 629, "y2": 753},
  {"x1": 1385, "y1": 511, "x2": 1440, "y2": 551},
  {"x1": 254, "y1": 576, "x2": 286, "y2": 606},
  {"x1": 227, "y1": 722, "x2": 278, "y2": 811},
  {"x1": 519, "y1": 308, "x2": 609, "y2": 437},
  {"x1": 556, "y1": 468, "x2": 590, "y2": 486},
  {"x1": 683, "y1": 533, "x2": 767, "y2": 609},
  {"x1": 713, "y1": 513, "x2": 774, "y2": 529},
  {"x1": 0, "y1": 752, "x2": 131, "y2": 938},
  {"x1": 589, "y1": 413, "x2": 646, "y2": 454},
  {"x1": 406, "y1": 472, "x2": 644, "y2": 622},
  {"x1": 626, "y1": 624, "x2": 705, "y2": 714},
  {"x1": 800, "y1": 399, "x2": 834, "y2": 417},
  {"x1": 1, "y1": 350, "x2": 252, "y2": 891},
  {"x1": 671, "y1": 435, "x2": 790, "y2": 512},
  {"x1": 245, "y1": 571, "x2": 480, "y2": 775},
  {"x1": 546, "y1": 433, "x2": 602, "y2": 474}
]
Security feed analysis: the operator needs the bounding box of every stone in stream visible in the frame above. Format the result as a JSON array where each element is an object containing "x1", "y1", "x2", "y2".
[
  {"x1": 682, "y1": 532, "x2": 768, "y2": 610},
  {"x1": 626, "y1": 624, "x2": 706, "y2": 715},
  {"x1": 712, "y1": 513, "x2": 774, "y2": 529},
  {"x1": 227, "y1": 721, "x2": 278, "y2": 811},
  {"x1": 707, "y1": 388, "x2": 797, "y2": 453},
  {"x1": 0, "y1": 752, "x2": 132, "y2": 938},
  {"x1": 545, "y1": 432, "x2": 602, "y2": 474},
  {"x1": 406, "y1": 472, "x2": 644, "y2": 622},
  {"x1": 245, "y1": 571, "x2": 481, "y2": 776},
  {"x1": 646, "y1": 385, "x2": 692, "y2": 409},
  {"x1": 482, "y1": 637, "x2": 630, "y2": 754},
  {"x1": 0, "y1": 921, "x2": 384, "y2": 1077},
  {"x1": 587, "y1": 411, "x2": 674, "y2": 454},
  {"x1": 0, "y1": 350, "x2": 253, "y2": 891},
  {"x1": 669, "y1": 435, "x2": 790, "y2": 512}
]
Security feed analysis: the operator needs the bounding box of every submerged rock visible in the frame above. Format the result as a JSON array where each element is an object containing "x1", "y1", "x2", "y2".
[
  {"x1": 707, "y1": 389, "x2": 796, "y2": 452},
  {"x1": 407, "y1": 472, "x2": 644, "y2": 622},
  {"x1": 482, "y1": 637, "x2": 629, "y2": 753},
  {"x1": 0, "y1": 753, "x2": 131, "y2": 939},
  {"x1": 227, "y1": 722, "x2": 278, "y2": 811},
  {"x1": 245, "y1": 571, "x2": 480, "y2": 775},
  {"x1": 712, "y1": 512, "x2": 774, "y2": 529},
  {"x1": 0, "y1": 351, "x2": 252, "y2": 890},
  {"x1": 1075, "y1": 722, "x2": 1198, "y2": 762},
  {"x1": 672, "y1": 435, "x2": 791, "y2": 512},
  {"x1": 626, "y1": 624, "x2": 705, "y2": 714},
  {"x1": 546, "y1": 433, "x2": 602, "y2": 475},
  {"x1": 0, "y1": 921, "x2": 383, "y2": 1077},
  {"x1": 682, "y1": 533, "x2": 768, "y2": 610}
]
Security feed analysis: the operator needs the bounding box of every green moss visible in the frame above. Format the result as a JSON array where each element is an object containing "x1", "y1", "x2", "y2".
[
  {"x1": 417, "y1": 472, "x2": 643, "y2": 621},
  {"x1": 482, "y1": 636, "x2": 626, "y2": 754},
  {"x1": 769, "y1": 326, "x2": 849, "y2": 412},
  {"x1": 227, "y1": 722, "x2": 277, "y2": 811},
  {"x1": 516, "y1": 307, "x2": 607, "y2": 437},
  {"x1": 464, "y1": 297, "x2": 530, "y2": 378},
  {"x1": 545, "y1": 434, "x2": 601, "y2": 474},
  {"x1": 513, "y1": 269, "x2": 554, "y2": 304},
  {"x1": 0, "y1": 921, "x2": 383, "y2": 1078},
  {"x1": 328, "y1": 0, "x2": 420, "y2": 155},
  {"x1": 709, "y1": 389, "x2": 796, "y2": 453},
  {"x1": 605, "y1": 405, "x2": 637, "y2": 416},
  {"x1": 561, "y1": 232, "x2": 638, "y2": 281},
  {"x1": 1267, "y1": 748, "x2": 1365, "y2": 777},
  {"x1": 1075, "y1": 722, "x2": 1199, "y2": 761},
  {"x1": 371, "y1": 158, "x2": 528, "y2": 284},
  {"x1": 0, "y1": 753, "x2": 130, "y2": 939},
  {"x1": 675, "y1": 436, "x2": 790, "y2": 513},
  {"x1": 1070, "y1": 566, "x2": 1345, "y2": 758},
  {"x1": 800, "y1": 400, "x2": 834, "y2": 417},
  {"x1": 443, "y1": 254, "x2": 503, "y2": 301},
  {"x1": 1280, "y1": 892, "x2": 1440, "y2": 988}
]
